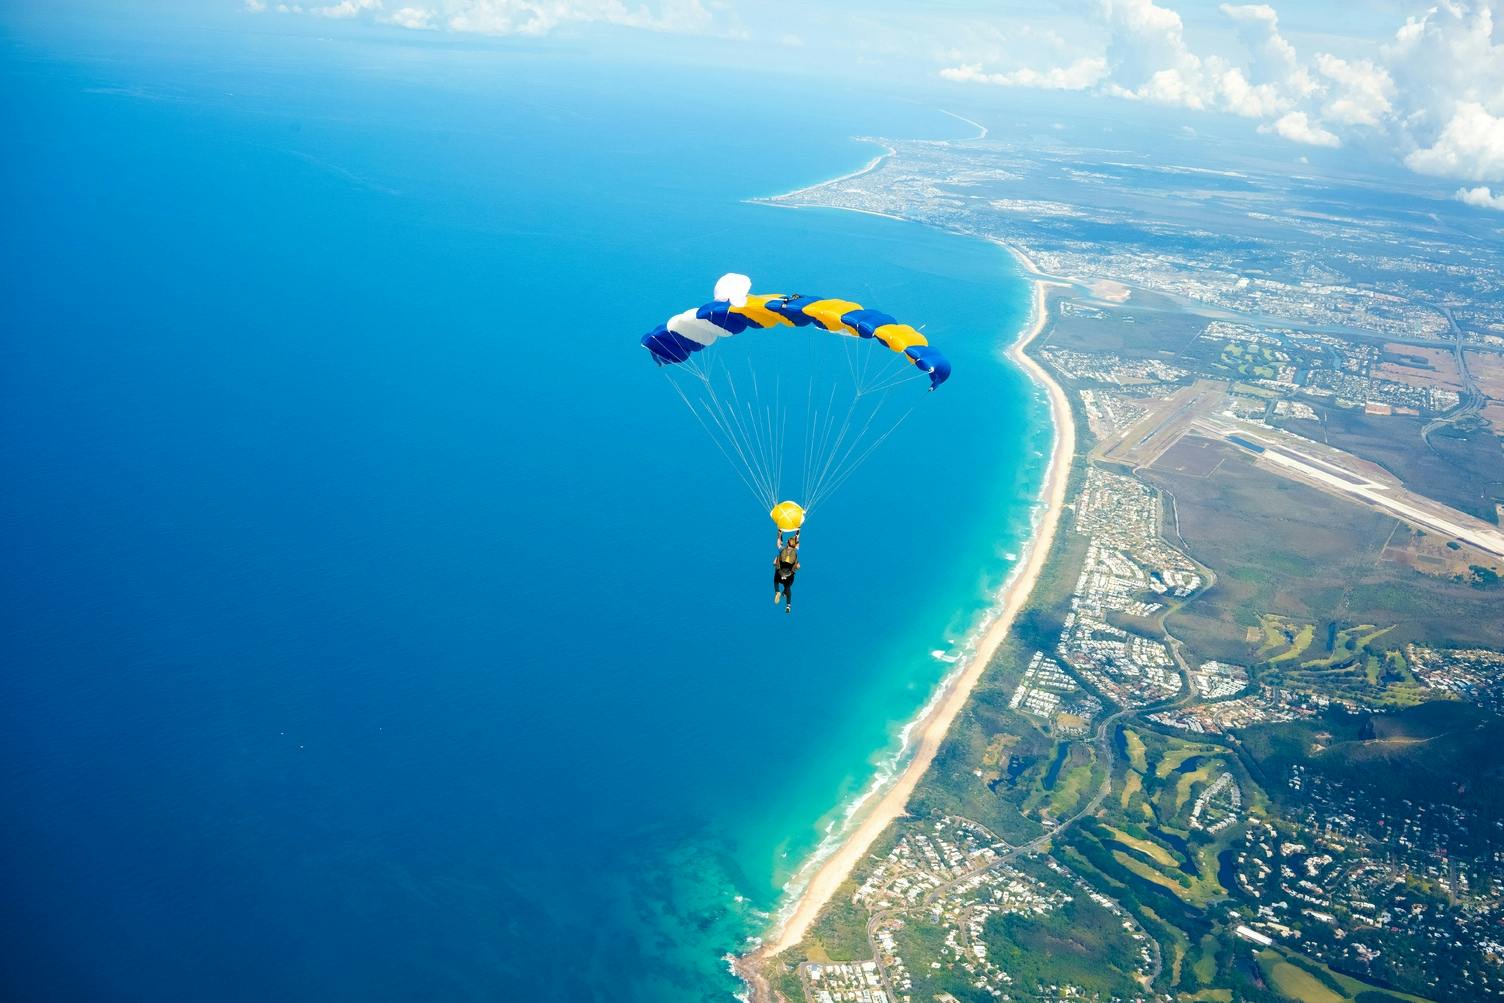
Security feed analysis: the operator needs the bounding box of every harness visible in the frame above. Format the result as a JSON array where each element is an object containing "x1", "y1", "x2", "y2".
[{"x1": 776, "y1": 543, "x2": 798, "y2": 579}]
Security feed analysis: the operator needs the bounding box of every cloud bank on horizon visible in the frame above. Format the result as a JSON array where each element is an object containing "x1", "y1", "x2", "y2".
[
  {"x1": 243, "y1": 0, "x2": 721, "y2": 36},
  {"x1": 940, "y1": 0, "x2": 1504, "y2": 207},
  {"x1": 248, "y1": 0, "x2": 1504, "y2": 209}
]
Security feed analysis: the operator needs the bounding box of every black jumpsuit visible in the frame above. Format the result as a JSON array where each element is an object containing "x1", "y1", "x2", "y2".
[{"x1": 774, "y1": 547, "x2": 797, "y2": 604}]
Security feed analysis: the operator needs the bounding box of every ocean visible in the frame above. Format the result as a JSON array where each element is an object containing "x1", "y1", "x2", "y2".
[{"x1": 0, "y1": 12, "x2": 1046, "y2": 1001}]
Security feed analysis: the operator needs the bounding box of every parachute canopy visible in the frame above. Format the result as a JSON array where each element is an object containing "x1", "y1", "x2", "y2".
[
  {"x1": 642, "y1": 274, "x2": 952, "y2": 519},
  {"x1": 770, "y1": 500, "x2": 805, "y2": 532},
  {"x1": 642, "y1": 290, "x2": 951, "y2": 391}
]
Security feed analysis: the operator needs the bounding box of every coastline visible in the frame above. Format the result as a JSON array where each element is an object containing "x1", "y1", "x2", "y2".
[
  {"x1": 760, "y1": 141, "x2": 896, "y2": 202},
  {"x1": 736, "y1": 241, "x2": 1076, "y2": 993}
]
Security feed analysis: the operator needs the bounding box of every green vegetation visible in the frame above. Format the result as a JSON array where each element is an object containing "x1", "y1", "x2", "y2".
[
  {"x1": 1144, "y1": 447, "x2": 1504, "y2": 656},
  {"x1": 1259, "y1": 951, "x2": 1345, "y2": 1003},
  {"x1": 1269, "y1": 623, "x2": 1316, "y2": 662},
  {"x1": 1125, "y1": 729, "x2": 1149, "y2": 772},
  {"x1": 913, "y1": 635, "x2": 1106, "y2": 844},
  {"x1": 1104, "y1": 824, "x2": 1176, "y2": 866},
  {"x1": 1209, "y1": 341, "x2": 1288, "y2": 383},
  {"x1": 979, "y1": 859, "x2": 1145, "y2": 1000},
  {"x1": 798, "y1": 878, "x2": 872, "y2": 963},
  {"x1": 1253, "y1": 946, "x2": 1437, "y2": 1003},
  {"x1": 1240, "y1": 700, "x2": 1504, "y2": 830},
  {"x1": 1249, "y1": 618, "x2": 1440, "y2": 708}
]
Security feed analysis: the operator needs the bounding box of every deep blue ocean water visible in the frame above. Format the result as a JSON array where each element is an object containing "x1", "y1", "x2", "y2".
[{"x1": 1, "y1": 13, "x2": 1045, "y2": 1001}]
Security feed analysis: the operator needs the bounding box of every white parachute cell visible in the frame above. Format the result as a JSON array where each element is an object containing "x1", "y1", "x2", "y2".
[
  {"x1": 713, "y1": 272, "x2": 752, "y2": 307},
  {"x1": 666, "y1": 309, "x2": 727, "y2": 347}
]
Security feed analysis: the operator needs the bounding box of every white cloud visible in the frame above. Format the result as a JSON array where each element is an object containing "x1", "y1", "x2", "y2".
[
  {"x1": 1405, "y1": 102, "x2": 1504, "y2": 179},
  {"x1": 261, "y1": 0, "x2": 382, "y2": 15},
  {"x1": 1456, "y1": 185, "x2": 1504, "y2": 210},
  {"x1": 316, "y1": 0, "x2": 382, "y2": 17},
  {"x1": 1314, "y1": 53, "x2": 1393, "y2": 127},
  {"x1": 940, "y1": 0, "x2": 1313, "y2": 118},
  {"x1": 1098, "y1": 0, "x2": 1214, "y2": 105},
  {"x1": 1218, "y1": 66, "x2": 1284, "y2": 118},
  {"x1": 940, "y1": 56, "x2": 1107, "y2": 91},
  {"x1": 383, "y1": 6, "x2": 435, "y2": 28},
  {"x1": 254, "y1": 0, "x2": 723, "y2": 36},
  {"x1": 1385, "y1": 2, "x2": 1504, "y2": 131},
  {"x1": 444, "y1": 1, "x2": 708, "y2": 36},
  {"x1": 1259, "y1": 111, "x2": 1340, "y2": 147},
  {"x1": 939, "y1": 0, "x2": 1504, "y2": 184},
  {"x1": 1221, "y1": 3, "x2": 1313, "y2": 99}
]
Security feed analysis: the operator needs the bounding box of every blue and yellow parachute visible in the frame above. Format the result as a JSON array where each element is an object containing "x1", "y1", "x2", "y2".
[
  {"x1": 641, "y1": 274, "x2": 952, "y2": 525},
  {"x1": 641, "y1": 284, "x2": 951, "y2": 390}
]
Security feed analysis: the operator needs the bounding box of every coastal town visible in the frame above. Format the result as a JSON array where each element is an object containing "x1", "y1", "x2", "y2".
[{"x1": 742, "y1": 122, "x2": 1504, "y2": 1003}]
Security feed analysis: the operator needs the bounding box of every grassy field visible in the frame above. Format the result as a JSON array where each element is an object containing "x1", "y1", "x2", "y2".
[
  {"x1": 1260, "y1": 952, "x2": 1345, "y2": 1003},
  {"x1": 1143, "y1": 445, "x2": 1504, "y2": 658},
  {"x1": 1256, "y1": 947, "x2": 1437, "y2": 1003},
  {"x1": 1104, "y1": 824, "x2": 1176, "y2": 866},
  {"x1": 1044, "y1": 303, "x2": 1207, "y2": 357},
  {"x1": 1273, "y1": 408, "x2": 1504, "y2": 524},
  {"x1": 1250, "y1": 617, "x2": 1442, "y2": 707},
  {"x1": 1125, "y1": 729, "x2": 1149, "y2": 772},
  {"x1": 1083, "y1": 728, "x2": 1247, "y2": 920}
]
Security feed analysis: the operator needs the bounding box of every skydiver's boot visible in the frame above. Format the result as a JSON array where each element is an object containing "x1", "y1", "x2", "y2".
[
  {"x1": 774, "y1": 590, "x2": 782, "y2": 604},
  {"x1": 785, "y1": 602, "x2": 792, "y2": 615}
]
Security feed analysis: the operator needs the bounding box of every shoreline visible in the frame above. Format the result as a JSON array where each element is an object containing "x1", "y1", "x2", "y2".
[
  {"x1": 759, "y1": 141, "x2": 896, "y2": 202},
  {"x1": 736, "y1": 240, "x2": 1076, "y2": 993}
]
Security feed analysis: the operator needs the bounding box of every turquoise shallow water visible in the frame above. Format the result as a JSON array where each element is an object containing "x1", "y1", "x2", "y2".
[{"x1": 0, "y1": 12, "x2": 1046, "y2": 1000}]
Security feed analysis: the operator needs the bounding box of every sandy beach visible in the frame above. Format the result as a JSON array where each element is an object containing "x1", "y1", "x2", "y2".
[
  {"x1": 759, "y1": 142, "x2": 897, "y2": 203},
  {"x1": 738, "y1": 247, "x2": 1076, "y2": 988}
]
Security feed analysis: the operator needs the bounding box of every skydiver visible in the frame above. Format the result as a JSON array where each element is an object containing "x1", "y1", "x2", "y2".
[{"x1": 773, "y1": 530, "x2": 800, "y2": 614}]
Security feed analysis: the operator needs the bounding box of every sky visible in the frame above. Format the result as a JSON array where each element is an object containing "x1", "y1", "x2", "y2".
[{"x1": 202, "y1": 0, "x2": 1504, "y2": 210}]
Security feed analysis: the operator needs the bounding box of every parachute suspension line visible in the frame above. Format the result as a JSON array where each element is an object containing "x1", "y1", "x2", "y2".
[
  {"x1": 804, "y1": 345, "x2": 927, "y2": 514},
  {"x1": 688, "y1": 366, "x2": 775, "y2": 506},
  {"x1": 659, "y1": 321, "x2": 931, "y2": 519},
  {"x1": 681, "y1": 351, "x2": 782, "y2": 508},
  {"x1": 776, "y1": 403, "x2": 789, "y2": 512},
  {"x1": 864, "y1": 367, "x2": 928, "y2": 395},
  {"x1": 802, "y1": 381, "x2": 842, "y2": 507},
  {"x1": 801, "y1": 373, "x2": 817, "y2": 511},
  {"x1": 748, "y1": 358, "x2": 780, "y2": 508},
  {"x1": 809, "y1": 399, "x2": 919, "y2": 513},
  {"x1": 760, "y1": 369, "x2": 784, "y2": 508},
  {"x1": 742, "y1": 354, "x2": 781, "y2": 509},
  {"x1": 797, "y1": 338, "x2": 823, "y2": 505},
  {"x1": 802, "y1": 331, "x2": 824, "y2": 507},
  {"x1": 841, "y1": 322, "x2": 862, "y2": 396},
  {"x1": 805, "y1": 382, "x2": 862, "y2": 513},
  {"x1": 856, "y1": 330, "x2": 877, "y2": 396},
  {"x1": 717, "y1": 364, "x2": 776, "y2": 507},
  {"x1": 691, "y1": 363, "x2": 767, "y2": 503},
  {"x1": 663, "y1": 370, "x2": 769, "y2": 508}
]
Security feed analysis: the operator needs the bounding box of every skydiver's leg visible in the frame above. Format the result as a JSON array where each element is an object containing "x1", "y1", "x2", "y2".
[
  {"x1": 774, "y1": 568, "x2": 783, "y2": 603},
  {"x1": 784, "y1": 576, "x2": 793, "y2": 612}
]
